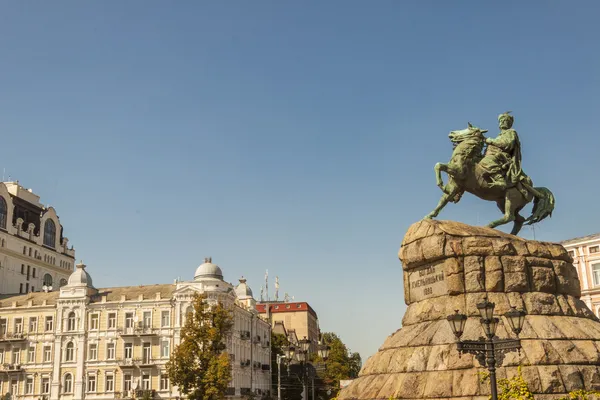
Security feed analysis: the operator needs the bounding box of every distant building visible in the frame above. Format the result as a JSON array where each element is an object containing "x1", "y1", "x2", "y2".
[
  {"x1": 0, "y1": 258, "x2": 271, "y2": 399},
  {"x1": 256, "y1": 302, "x2": 319, "y2": 351},
  {"x1": 562, "y1": 233, "x2": 600, "y2": 317},
  {"x1": 0, "y1": 181, "x2": 76, "y2": 295}
]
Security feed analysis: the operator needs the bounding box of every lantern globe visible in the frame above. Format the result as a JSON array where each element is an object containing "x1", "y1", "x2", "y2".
[
  {"x1": 284, "y1": 345, "x2": 295, "y2": 360},
  {"x1": 318, "y1": 343, "x2": 330, "y2": 360},
  {"x1": 476, "y1": 299, "x2": 496, "y2": 320},
  {"x1": 299, "y1": 337, "x2": 311, "y2": 352},
  {"x1": 504, "y1": 306, "x2": 526, "y2": 336},
  {"x1": 446, "y1": 310, "x2": 467, "y2": 339}
]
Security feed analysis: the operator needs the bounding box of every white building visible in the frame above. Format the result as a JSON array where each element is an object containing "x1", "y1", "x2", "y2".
[
  {"x1": 0, "y1": 258, "x2": 271, "y2": 400},
  {"x1": 0, "y1": 181, "x2": 76, "y2": 295}
]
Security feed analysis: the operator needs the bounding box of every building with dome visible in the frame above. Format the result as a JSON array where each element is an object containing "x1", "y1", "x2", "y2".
[
  {"x1": 0, "y1": 181, "x2": 76, "y2": 295},
  {"x1": 0, "y1": 258, "x2": 271, "y2": 400}
]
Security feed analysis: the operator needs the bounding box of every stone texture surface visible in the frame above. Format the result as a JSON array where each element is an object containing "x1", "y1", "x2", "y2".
[{"x1": 339, "y1": 220, "x2": 600, "y2": 400}]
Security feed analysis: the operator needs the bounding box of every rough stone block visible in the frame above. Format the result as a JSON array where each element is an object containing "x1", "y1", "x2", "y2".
[
  {"x1": 505, "y1": 272, "x2": 529, "y2": 292},
  {"x1": 464, "y1": 255, "x2": 484, "y2": 274},
  {"x1": 522, "y1": 292, "x2": 561, "y2": 315},
  {"x1": 444, "y1": 236, "x2": 464, "y2": 257},
  {"x1": 420, "y1": 234, "x2": 446, "y2": 262},
  {"x1": 580, "y1": 366, "x2": 600, "y2": 390},
  {"x1": 462, "y1": 237, "x2": 494, "y2": 256},
  {"x1": 527, "y1": 241, "x2": 553, "y2": 258},
  {"x1": 423, "y1": 371, "x2": 453, "y2": 397},
  {"x1": 526, "y1": 256, "x2": 555, "y2": 268},
  {"x1": 531, "y1": 267, "x2": 557, "y2": 293},
  {"x1": 548, "y1": 243, "x2": 571, "y2": 261},
  {"x1": 502, "y1": 255, "x2": 527, "y2": 273},
  {"x1": 443, "y1": 257, "x2": 463, "y2": 275},
  {"x1": 452, "y1": 369, "x2": 480, "y2": 396},
  {"x1": 554, "y1": 260, "x2": 582, "y2": 297},
  {"x1": 537, "y1": 366, "x2": 566, "y2": 393},
  {"x1": 485, "y1": 270, "x2": 504, "y2": 292},
  {"x1": 426, "y1": 344, "x2": 450, "y2": 370},
  {"x1": 395, "y1": 373, "x2": 426, "y2": 398},
  {"x1": 491, "y1": 238, "x2": 517, "y2": 255},
  {"x1": 484, "y1": 255, "x2": 503, "y2": 272},
  {"x1": 447, "y1": 272, "x2": 465, "y2": 295},
  {"x1": 522, "y1": 340, "x2": 562, "y2": 364},
  {"x1": 465, "y1": 271, "x2": 485, "y2": 292},
  {"x1": 512, "y1": 240, "x2": 531, "y2": 256},
  {"x1": 399, "y1": 241, "x2": 425, "y2": 269}
]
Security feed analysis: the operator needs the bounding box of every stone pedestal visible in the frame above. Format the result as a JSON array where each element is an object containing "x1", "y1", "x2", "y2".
[{"x1": 339, "y1": 220, "x2": 600, "y2": 400}]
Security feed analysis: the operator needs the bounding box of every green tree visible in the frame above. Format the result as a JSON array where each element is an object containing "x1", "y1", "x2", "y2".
[
  {"x1": 314, "y1": 333, "x2": 362, "y2": 400},
  {"x1": 167, "y1": 293, "x2": 234, "y2": 400}
]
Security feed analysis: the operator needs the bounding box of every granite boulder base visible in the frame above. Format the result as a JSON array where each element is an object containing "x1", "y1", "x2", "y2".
[{"x1": 338, "y1": 220, "x2": 600, "y2": 400}]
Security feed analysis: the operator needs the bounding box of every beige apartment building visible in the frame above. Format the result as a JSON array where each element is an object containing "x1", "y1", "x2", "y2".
[
  {"x1": 255, "y1": 302, "x2": 319, "y2": 351},
  {"x1": 562, "y1": 233, "x2": 600, "y2": 317},
  {"x1": 0, "y1": 181, "x2": 76, "y2": 295},
  {"x1": 0, "y1": 258, "x2": 271, "y2": 400}
]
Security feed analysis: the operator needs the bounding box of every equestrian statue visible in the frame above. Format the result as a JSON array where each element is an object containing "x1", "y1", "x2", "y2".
[{"x1": 424, "y1": 111, "x2": 555, "y2": 236}]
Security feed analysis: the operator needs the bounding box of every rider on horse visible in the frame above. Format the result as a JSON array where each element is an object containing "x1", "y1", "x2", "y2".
[{"x1": 481, "y1": 111, "x2": 529, "y2": 197}]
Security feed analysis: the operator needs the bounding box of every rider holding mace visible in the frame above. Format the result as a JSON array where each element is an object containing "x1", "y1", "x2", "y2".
[{"x1": 481, "y1": 111, "x2": 528, "y2": 196}]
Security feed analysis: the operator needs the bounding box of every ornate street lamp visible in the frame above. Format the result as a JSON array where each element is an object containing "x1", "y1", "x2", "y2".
[
  {"x1": 299, "y1": 337, "x2": 311, "y2": 352},
  {"x1": 283, "y1": 345, "x2": 296, "y2": 361},
  {"x1": 447, "y1": 299, "x2": 526, "y2": 400},
  {"x1": 317, "y1": 342, "x2": 330, "y2": 361}
]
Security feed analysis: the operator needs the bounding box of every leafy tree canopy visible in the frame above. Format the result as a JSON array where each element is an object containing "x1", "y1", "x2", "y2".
[{"x1": 167, "y1": 293, "x2": 234, "y2": 400}]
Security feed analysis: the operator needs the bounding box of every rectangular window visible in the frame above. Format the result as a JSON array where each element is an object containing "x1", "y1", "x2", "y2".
[
  {"x1": 105, "y1": 374, "x2": 114, "y2": 392},
  {"x1": 88, "y1": 344, "x2": 98, "y2": 360},
  {"x1": 26, "y1": 377, "x2": 33, "y2": 394},
  {"x1": 14, "y1": 318, "x2": 23, "y2": 333},
  {"x1": 142, "y1": 373, "x2": 150, "y2": 390},
  {"x1": 124, "y1": 374, "x2": 132, "y2": 391},
  {"x1": 12, "y1": 349, "x2": 20, "y2": 364},
  {"x1": 143, "y1": 311, "x2": 152, "y2": 328},
  {"x1": 0, "y1": 318, "x2": 7, "y2": 335},
  {"x1": 161, "y1": 311, "x2": 170, "y2": 327},
  {"x1": 28, "y1": 346, "x2": 35, "y2": 363},
  {"x1": 90, "y1": 314, "x2": 99, "y2": 330},
  {"x1": 125, "y1": 313, "x2": 134, "y2": 328},
  {"x1": 161, "y1": 340, "x2": 170, "y2": 358},
  {"x1": 31, "y1": 286, "x2": 34, "y2": 292},
  {"x1": 21, "y1": 264, "x2": 24, "y2": 274},
  {"x1": 29, "y1": 317, "x2": 38, "y2": 333},
  {"x1": 124, "y1": 343, "x2": 133, "y2": 359},
  {"x1": 43, "y1": 346, "x2": 52, "y2": 362},
  {"x1": 160, "y1": 374, "x2": 169, "y2": 391},
  {"x1": 107, "y1": 343, "x2": 116, "y2": 360},
  {"x1": 143, "y1": 343, "x2": 151, "y2": 364},
  {"x1": 0, "y1": 349, "x2": 4, "y2": 363},
  {"x1": 11, "y1": 379, "x2": 18, "y2": 395},
  {"x1": 594, "y1": 263, "x2": 600, "y2": 286},
  {"x1": 45, "y1": 316, "x2": 54, "y2": 332},
  {"x1": 27, "y1": 265, "x2": 30, "y2": 280},
  {"x1": 42, "y1": 377, "x2": 50, "y2": 394},
  {"x1": 108, "y1": 313, "x2": 116, "y2": 329},
  {"x1": 87, "y1": 375, "x2": 96, "y2": 392},
  {"x1": 19, "y1": 283, "x2": 23, "y2": 294},
  {"x1": 25, "y1": 283, "x2": 29, "y2": 292},
  {"x1": 32, "y1": 268, "x2": 36, "y2": 278},
  {"x1": 591, "y1": 246, "x2": 600, "y2": 254}
]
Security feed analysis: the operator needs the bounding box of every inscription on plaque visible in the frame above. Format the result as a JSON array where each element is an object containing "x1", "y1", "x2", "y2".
[{"x1": 408, "y1": 263, "x2": 446, "y2": 302}]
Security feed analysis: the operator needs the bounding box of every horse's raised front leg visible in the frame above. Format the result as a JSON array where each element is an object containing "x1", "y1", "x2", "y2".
[{"x1": 435, "y1": 162, "x2": 448, "y2": 192}]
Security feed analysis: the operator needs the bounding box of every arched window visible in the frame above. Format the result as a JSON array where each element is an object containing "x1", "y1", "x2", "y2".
[
  {"x1": 65, "y1": 342, "x2": 74, "y2": 361},
  {"x1": 44, "y1": 219, "x2": 56, "y2": 248},
  {"x1": 63, "y1": 374, "x2": 73, "y2": 393},
  {"x1": 43, "y1": 274, "x2": 53, "y2": 287},
  {"x1": 0, "y1": 196, "x2": 6, "y2": 230},
  {"x1": 59, "y1": 278, "x2": 68, "y2": 287},
  {"x1": 67, "y1": 312, "x2": 76, "y2": 331}
]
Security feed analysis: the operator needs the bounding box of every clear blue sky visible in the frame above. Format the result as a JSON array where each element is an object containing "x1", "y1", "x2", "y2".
[{"x1": 1, "y1": 1, "x2": 599, "y2": 360}]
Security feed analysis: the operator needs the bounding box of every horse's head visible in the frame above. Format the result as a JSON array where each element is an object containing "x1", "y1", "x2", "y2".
[{"x1": 449, "y1": 122, "x2": 488, "y2": 147}]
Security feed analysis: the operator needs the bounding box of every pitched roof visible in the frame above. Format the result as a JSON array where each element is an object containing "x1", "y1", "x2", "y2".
[{"x1": 561, "y1": 232, "x2": 600, "y2": 246}]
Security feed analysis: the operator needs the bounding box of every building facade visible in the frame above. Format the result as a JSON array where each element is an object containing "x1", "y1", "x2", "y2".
[
  {"x1": 0, "y1": 258, "x2": 271, "y2": 400},
  {"x1": 562, "y1": 233, "x2": 600, "y2": 317},
  {"x1": 255, "y1": 302, "x2": 319, "y2": 351},
  {"x1": 0, "y1": 181, "x2": 76, "y2": 295}
]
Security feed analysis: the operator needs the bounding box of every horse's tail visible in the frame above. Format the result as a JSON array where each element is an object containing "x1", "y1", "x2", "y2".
[{"x1": 525, "y1": 187, "x2": 555, "y2": 225}]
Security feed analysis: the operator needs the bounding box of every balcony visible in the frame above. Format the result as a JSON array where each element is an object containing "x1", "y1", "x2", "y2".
[
  {"x1": 134, "y1": 390, "x2": 156, "y2": 399},
  {"x1": 1, "y1": 364, "x2": 24, "y2": 372},
  {"x1": 119, "y1": 327, "x2": 157, "y2": 337},
  {"x1": 138, "y1": 357, "x2": 156, "y2": 367},
  {"x1": 225, "y1": 387, "x2": 236, "y2": 396},
  {"x1": 240, "y1": 359, "x2": 250, "y2": 368},
  {"x1": 117, "y1": 358, "x2": 140, "y2": 367},
  {"x1": 261, "y1": 364, "x2": 270, "y2": 371},
  {"x1": 240, "y1": 331, "x2": 250, "y2": 340},
  {"x1": 252, "y1": 335, "x2": 261, "y2": 344},
  {"x1": 253, "y1": 361, "x2": 261, "y2": 369},
  {"x1": 0, "y1": 333, "x2": 26, "y2": 342},
  {"x1": 261, "y1": 340, "x2": 270, "y2": 348},
  {"x1": 240, "y1": 388, "x2": 252, "y2": 396}
]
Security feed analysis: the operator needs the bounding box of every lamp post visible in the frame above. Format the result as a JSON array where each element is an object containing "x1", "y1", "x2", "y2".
[
  {"x1": 446, "y1": 300, "x2": 526, "y2": 400},
  {"x1": 282, "y1": 337, "x2": 330, "y2": 400},
  {"x1": 276, "y1": 354, "x2": 287, "y2": 400}
]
